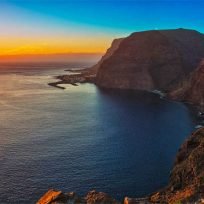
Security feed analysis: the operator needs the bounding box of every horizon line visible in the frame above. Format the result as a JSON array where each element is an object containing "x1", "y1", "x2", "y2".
[{"x1": 0, "y1": 52, "x2": 104, "y2": 57}]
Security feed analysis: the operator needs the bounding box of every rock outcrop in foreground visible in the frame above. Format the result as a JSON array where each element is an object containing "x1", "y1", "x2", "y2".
[
  {"x1": 37, "y1": 128, "x2": 204, "y2": 204},
  {"x1": 96, "y1": 29, "x2": 204, "y2": 91},
  {"x1": 37, "y1": 189, "x2": 120, "y2": 204},
  {"x1": 150, "y1": 128, "x2": 204, "y2": 203},
  {"x1": 170, "y1": 60, "x2": 204, "y2": 108}
]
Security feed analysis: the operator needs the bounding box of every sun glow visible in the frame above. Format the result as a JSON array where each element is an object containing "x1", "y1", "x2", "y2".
[
  {"x1": 0, "y1": 36, "x2": 111, "y2": 56},
  {"x1": 1, "y1": 0, "x2": 203, "y2": 62}
]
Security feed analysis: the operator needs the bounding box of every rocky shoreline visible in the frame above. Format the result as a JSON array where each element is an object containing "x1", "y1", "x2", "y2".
[
  {"x1": 48, "y1": 70, "x2": 96, "y2": 89},
  {"x1": 48, "y1": 68, "x2": 204, "y2": 120},
  {"x1": 37, "y1": 128, "x2": 204, "y2": 204},
  {"x1": 43, "y1": 29, "x2": 204, "y2": 203},
  {"x1": 37, "y1": 189, "x2": 153, "y2": 204},
  {"x1": 48, "y1": 29, "x2": 204, "y2": 110}
]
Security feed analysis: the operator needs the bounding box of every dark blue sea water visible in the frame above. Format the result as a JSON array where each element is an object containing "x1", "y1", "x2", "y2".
[{"x1": 0, "y1": 63, "x2": 196, "y2": 203}]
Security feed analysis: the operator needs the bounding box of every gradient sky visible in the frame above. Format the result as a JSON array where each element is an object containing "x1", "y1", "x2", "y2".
[{"x1": 0, "y1": 0, "x2": 204, "y2": 59}]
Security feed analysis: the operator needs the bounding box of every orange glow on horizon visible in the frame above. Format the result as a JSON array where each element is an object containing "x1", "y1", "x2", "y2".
[
  {"x1": 0, "y1": 35, "x2": 112, "y2": 57},
  {"x1": 0, "y1": 53, "x2": 103, "y2": 63}
]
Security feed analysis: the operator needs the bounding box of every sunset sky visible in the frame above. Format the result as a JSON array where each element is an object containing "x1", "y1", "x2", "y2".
[{"x1": 0, "y1": 0, "x2": 203, "y2": 61}]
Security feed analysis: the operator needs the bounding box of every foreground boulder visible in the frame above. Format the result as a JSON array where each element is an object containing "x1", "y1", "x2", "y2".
[
  {"x1": 96, "y1": 29, "x2": 204, "y2": 91},
  {"x1": 124, "y1": 197, "x2": 152, "y2": 204},
  {"x1": 85, "y1": 190, "x2": 119, "y2": 204},
  {"x1": 37, "y1": 189, "x2": 69, "y2": 204},
  {"x1": 37, "y1": 190, "x2": 120, "y2": 204}
]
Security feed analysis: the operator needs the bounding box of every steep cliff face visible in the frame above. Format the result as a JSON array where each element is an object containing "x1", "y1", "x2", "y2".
[
  {"x1": 150, "y1": 128, "x2": 204, "y2": 204},
  {"x1": 96, "y1": 29, "x2": 204, "y2": 91},
  {"x1": 88, "y1": 38, "x2": 124, "y2": 74},
  {"x1": 170, "y1": 60, "x2": 204, "y2": 108}
]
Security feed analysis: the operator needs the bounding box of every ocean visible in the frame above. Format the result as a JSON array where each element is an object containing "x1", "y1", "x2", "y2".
[{"x1": 0, "y1": 62, "x2": 196, "y2": 203}]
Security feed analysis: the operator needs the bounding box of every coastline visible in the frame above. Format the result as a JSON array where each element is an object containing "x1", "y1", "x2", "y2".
[
  {"x1": 48, "y1": 69, "x2": 96, "y2": 89},
  {"x1": 48, "y1": 68, "x2": 204, "y2": 127},
  {"x1": 44, "y1": 69, "x2": 204, "y2": 203},
  {"x1": 37, "y1": 127, "x2": 204, "y2": 204}
]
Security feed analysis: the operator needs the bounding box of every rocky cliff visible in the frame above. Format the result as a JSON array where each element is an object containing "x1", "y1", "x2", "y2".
[
  {"x1": 43, "y1": 28, "x2": 204, "y2": 203},
  {"x1": 90, "y1": 38, "x2": 124, "y2": 74},
  {"x1": 150, "y1": 127, "x2": 204, "y2": 204},
  {"x1": 49, "y1": 38, "x2": 124, "y2": 89},
  {"x1": 170, "y1": 60, "x2": 204, "y2": 108},
  {"x1": 37, "y1": 128, "x2": 204, "y2": 204},
  {"x1": 96, "y1": 29, "x2": 204, "y2": 91}
]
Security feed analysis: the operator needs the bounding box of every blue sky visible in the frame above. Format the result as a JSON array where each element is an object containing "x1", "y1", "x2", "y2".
[
  {"x1": 0, "y1": 0, "x2": 203, "y2": 56},
  {"x1": 2, "y1": 0, "x2": 203, "y2": 32}
]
